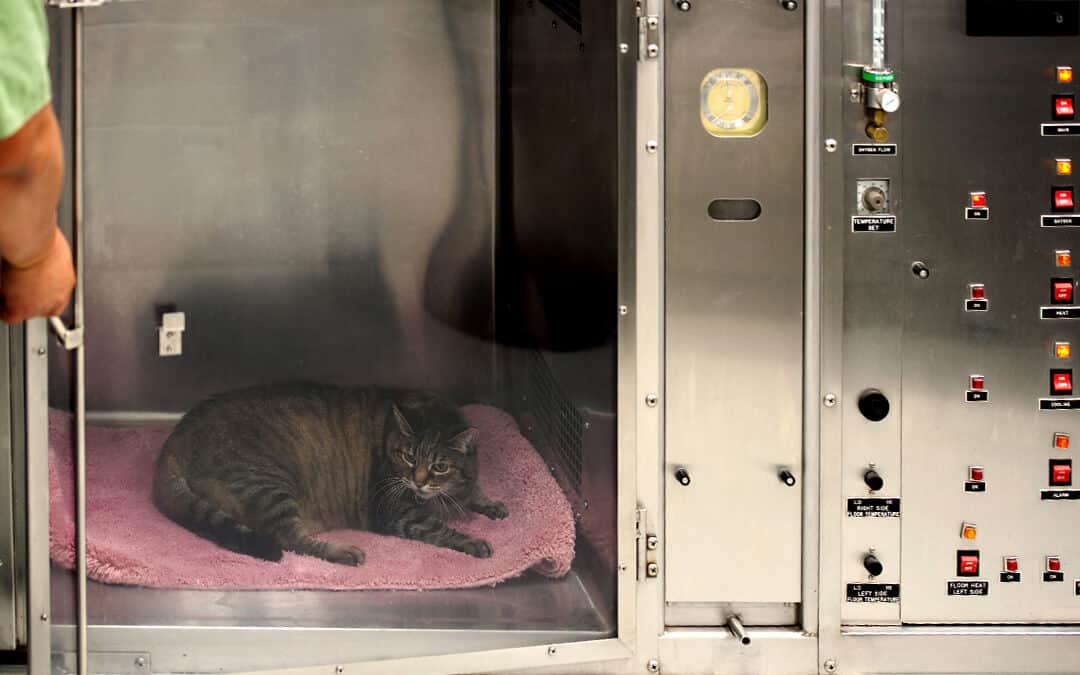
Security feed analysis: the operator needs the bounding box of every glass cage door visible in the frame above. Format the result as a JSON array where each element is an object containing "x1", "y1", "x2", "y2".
[{"x1": 42, "y1": 0, "x2": 637, "y2": 672}]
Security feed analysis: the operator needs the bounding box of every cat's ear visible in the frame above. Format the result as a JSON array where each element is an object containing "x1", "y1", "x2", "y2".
[
  {"x1": 391, "y1": 405, "x2": 416, "y2": 439},
  {"x1": 448, "y1": 428, "x2": 479, "y2": 454}
]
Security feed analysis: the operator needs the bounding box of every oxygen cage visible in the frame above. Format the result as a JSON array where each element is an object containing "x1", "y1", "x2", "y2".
[{"x1": 3, "y1": 0, "x2": 1080, "y2": 673}]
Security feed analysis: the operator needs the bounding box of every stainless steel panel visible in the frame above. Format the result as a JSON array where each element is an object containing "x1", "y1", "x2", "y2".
[
  {"x1": 0, "y1": 327, "x2": 15, "y2": 650},
  {"x1": 896, "y1": 1, "x2": 1080, "y2": 624},
  {"x1": 838, "y1": 0, "x2": 905, "y2": 626},
  {"x1": 66, "y1": 0, "x2": 498, "y2": 412},
  {"x1": 664, "y1": 2, "x2": 805, "y2": 605}
]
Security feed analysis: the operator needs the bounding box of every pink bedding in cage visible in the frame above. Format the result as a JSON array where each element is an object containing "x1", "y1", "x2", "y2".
[{"x1": 47, "y1": 404, "x2": 575, "y2": 591}]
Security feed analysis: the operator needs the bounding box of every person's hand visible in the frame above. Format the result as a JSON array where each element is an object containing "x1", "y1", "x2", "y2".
[{"x1": 0, "y1": 226, "x2": 74, "y2": 324}]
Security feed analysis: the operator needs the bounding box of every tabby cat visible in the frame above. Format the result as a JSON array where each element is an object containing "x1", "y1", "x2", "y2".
[{"x1": 152, "y1": 383, "x2": 508, "y2": 565}]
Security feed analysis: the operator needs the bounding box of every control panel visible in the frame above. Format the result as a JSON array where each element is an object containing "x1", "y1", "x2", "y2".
[{"x1": 838, "y1": 0, "x2": 1080, "y2": 625}]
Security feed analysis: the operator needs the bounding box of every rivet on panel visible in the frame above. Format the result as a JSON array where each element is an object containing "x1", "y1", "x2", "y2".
[
  {"x1": 647, "y1": 659, "x2": 660, "y2": 673},
  {"x1": 646, "y1": 140, "x2": 658, "y2": 154},
  {"x1": 824, "y1": 659, "x2": 838, "y2": 673},
  {"x1": 646, "y1": 394, "x2": 658, "y2": 407},
  {"x1": 825, "y1": 138, "x2": 837, "y2": 152},
  {"x1": 619, "y1": 43, "x2": 630, "y2": 54},
  {"x1": 824, "y1": 393, "x2": 837, "y2": 407}
]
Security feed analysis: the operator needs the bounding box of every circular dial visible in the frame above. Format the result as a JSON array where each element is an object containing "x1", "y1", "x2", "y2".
[
  {"x1": 702, "y1": 70, "x2": 759, "y2": 130},
  {"x1": 700, "y1": 69, "x2": 767, "y2": 137}
]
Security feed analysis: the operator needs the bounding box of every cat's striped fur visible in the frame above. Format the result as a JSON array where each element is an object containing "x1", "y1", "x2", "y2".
[{"x1": 152, "y1": 382, "x2": 507, "y2": 565}]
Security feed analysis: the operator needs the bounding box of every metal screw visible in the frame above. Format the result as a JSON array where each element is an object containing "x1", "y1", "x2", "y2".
[
  {"x1": 824, "y1": 659, "x2": 838, "y2": 673},
  {"x1": 548, "y1": 646, "x2": 557, "y2": 656},
  {"x1": 647, "y1": 659, "x2": 660, "y2": 673},
  {"x1": 647, "y1": 44, "x2": 659, "y2": 58},
  {"x1": 780, "y1": 0, "x2": 798, "y2": 9},
  {"x1": 645, "y1": 394, "x2": 658, "y2": 407},
  {"x1": 647, "y1": 16, "x2": 659, "y2": 28},
  {"x1": 39, "y1": 613, "x2": 48, "y2": 621},
  {"x1": 824, "y1": 393, "x2": 837, "y2": 407},
  {"x1": 647, "y1": 561, "x2": 659, "y2": 576},
  {"x1": 674, "y1": 0, "x2": 691, "y2": 10},
  {"x1": 134, "y1": 657, "x2": 146, "y2": 669},
  {"x1": 37, "y1": 347, "x2": 46, "y2": 356},
  {"x1": 647, "y1": 535, "x2": 658, "y2": 550},
  {"x1": 336, "y1": 667, "x2": 344, "y2": 674},
  {"x1": 912, "y1": 261, "x2": 930, "y2": 279},
  {"x1": 850, "y1": 87, "x2": 862, "y2": 102},
  {"x1": 619, "y1": 304, "x2": 629, "y2": 316},
  {"x1": 646, "y1": 140, "x2": 658, "y2": 153},
  {"x1": 825, "y1": 138, "x2": 837, "y2": 152},
  {"x1": 619, "y1": 43, "x2": 630, "y2": 54},
  {"x1": 619, "y1": 562, "x2": 628, "y2": 571}
]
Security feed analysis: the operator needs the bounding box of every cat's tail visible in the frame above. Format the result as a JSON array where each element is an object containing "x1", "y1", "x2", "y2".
[{"x1": 152, "y1": 452, "x2": 284, "y2": 562}]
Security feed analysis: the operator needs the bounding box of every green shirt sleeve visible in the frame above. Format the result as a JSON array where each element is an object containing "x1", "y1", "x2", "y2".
[{"x1": 0, "y1": 0, "x2": 51, "y2": 140}]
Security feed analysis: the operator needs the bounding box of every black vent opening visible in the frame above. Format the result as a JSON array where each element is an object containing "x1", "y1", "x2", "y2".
[{"x1": 539, "y1": 0, "x2": 583, "y2": 33}]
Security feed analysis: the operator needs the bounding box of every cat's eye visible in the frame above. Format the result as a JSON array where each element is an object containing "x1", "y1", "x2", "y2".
[
  {"x1": 399, "y1": 452, "x2": 415, "y2": 467},
  {"x1": 432, "y1": 461, "x2": 450, "y2": 474}
]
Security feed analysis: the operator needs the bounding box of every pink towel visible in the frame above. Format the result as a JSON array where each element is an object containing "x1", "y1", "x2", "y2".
[{"x1": 48, "y1": 404, "x2": 575, "y2": 590}]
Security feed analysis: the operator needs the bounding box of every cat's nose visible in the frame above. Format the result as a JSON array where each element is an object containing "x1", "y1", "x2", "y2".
[{"x1": 413, "y1": 469, "x2": 428, "y2": 485}]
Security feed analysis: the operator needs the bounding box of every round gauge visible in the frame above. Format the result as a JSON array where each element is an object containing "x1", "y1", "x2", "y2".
[{"x1": 700, "y1": 68, "x2": 767, "y2": 137}]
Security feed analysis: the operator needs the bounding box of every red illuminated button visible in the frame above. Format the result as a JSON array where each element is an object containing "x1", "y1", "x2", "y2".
[
  {"x1": 1052, "y1": 463, "x2": 1072, "y2": 486},
  {"x1": 1053, "y1": 371, "x2": 1073, "y2": 394},
  {"x1": 1053, "y1": 280, "x2": 1075, "y2": 304},
  {"x1": 958, "y1": 554, "x2": 980, "y2": 576},
  {"x1": 1056, "y1": 96, "x2": 1076, "y2": 120},
  {"x1": 970, "y1": 284, "x2": 986, "y2": 299},
  {"x1": 1005, "y1": 557, "x2": 1019, "y2": 572},
  {"x1": 1056, "y1": 433, "x2": 1072, "y2": 449},
  {"x1": 969, "y1": 466, "x2": 984, "y2": 482},
  {"x1": 970, "y1": 375, "x2": 985, "y2": 390},
  {"x1": 1048, "y1": 556, "x2": 1063, "y2": 572},
  {"x1": 970, "y1": 192, "x2": 987, "y2": 208},
  {"x1": 1056, "y1": 188, "x2": 1075, "y2": 211}
]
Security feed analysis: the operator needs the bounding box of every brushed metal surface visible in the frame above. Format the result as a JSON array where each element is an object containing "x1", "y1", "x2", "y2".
[
  {"x1": 664, "y1": 1, "x2": 804, "y2": 605},
  {"x1": 0, "y1": 328, "x2": 15, "y2": 651},
  {"x1": 838, "y1": 0, "x2": 906, "y2": 627},
  {"x1": 63, "y1": 0, "x2": 498, "y2": 412},
  {"x1": 895, "y1": 0, "x2": 1080, "y2": 624}
]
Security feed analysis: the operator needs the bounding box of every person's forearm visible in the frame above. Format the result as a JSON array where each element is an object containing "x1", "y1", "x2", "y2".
[{"x1": 0, "y1": 104, "x2": 64, "y2": 269}]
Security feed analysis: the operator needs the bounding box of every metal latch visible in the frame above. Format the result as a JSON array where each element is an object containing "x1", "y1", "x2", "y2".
[
  {"x1": 636, "y1": 507, "x2": 659, "y2": 579},
  {"x1": 637, "y1": 1, "x2": 660, "y2": 61},
  {"x1": 158, "y1": 312, "x2": 185, "y2": 357},
  {"x1": 47, "y1": 0, "x2": 109, "y2": 8}
]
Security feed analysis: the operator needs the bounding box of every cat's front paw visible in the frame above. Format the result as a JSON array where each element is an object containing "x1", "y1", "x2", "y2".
[
  {"x1": 325, "y1": 543, "x2": 366, "y2": 566},
  {"x1": 477, "y1": 500, "x2": 509, "y2": 520},
  {"x1": 460, "y1": 538, "x2": 493, "y2": 558}
]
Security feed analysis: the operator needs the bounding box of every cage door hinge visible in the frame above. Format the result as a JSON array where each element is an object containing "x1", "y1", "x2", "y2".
[
  {"x1": 637, "y1": 1, "x2": 660, "y2": 61},
  {"x1": 636, "y1": 507, "x2": 659, "y2": 579},
  {"x1": 47, "y1": 0, "x2": 109, "y2": 8}
]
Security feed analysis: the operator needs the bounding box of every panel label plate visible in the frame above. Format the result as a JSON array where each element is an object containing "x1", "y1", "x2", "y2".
[
  {"x1": 1000, "y1": 572, "x2": 1021, "y2": 583},
  {"x1": 1042, "y1": 215, "x2": 1080, "y2": 228},
  {"x1": 846, "y1": 583, "x2": 900, "y2": 603},
  {"x1": 965, "y1": 207, "x2": 990, "y2": 220},
  {"x1": 965, "y1": 481, "x2": 987, "y2": 493},
  {"x1": 1039, "y1": 398, "x2": 1080, "y2": 410},
  {"x1": 965, "y1": 299, "x2": 989, "y2": 312},
  {"x1": 1041, "y1": 306, "x2": 1080, "y2": 319},
  {"x1": 966, "y1": 390, "x2": 989, "y2": 402},
  {"x1": 852, "y1": 143, "x2": 898, "y2": 156},
  {"x1": 846, "y1": 497, "x2": 901, "y2": 517},
  {"x1": 1045, "y1": 571, "x2": 1065, "y2": 582},
  {"x1": 852, "y1": 215, "x2": 896, "y2": 233},
  {"x1": 1042, "y1": 123, "x2": 1080, "y2": 137},
  {"x1": 947, "y1": 580, "x2": 989, "y2": 596},
  {"x1": 1041, "y1": 488, "x2": 1080, "y2": 499}
]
